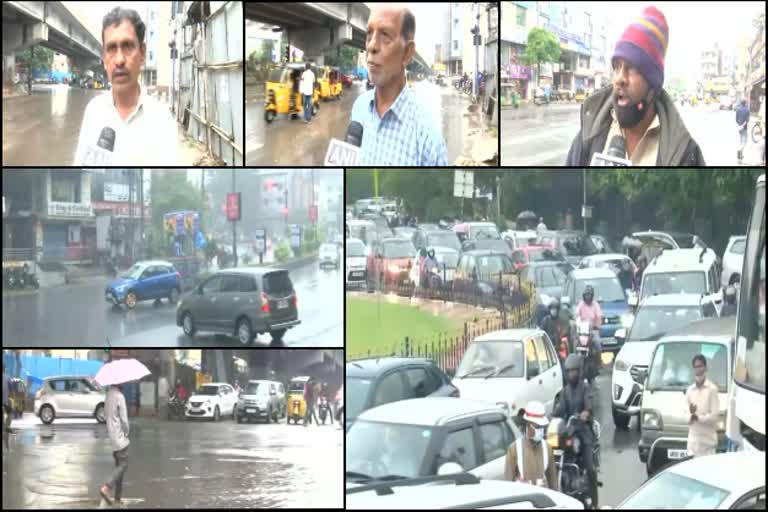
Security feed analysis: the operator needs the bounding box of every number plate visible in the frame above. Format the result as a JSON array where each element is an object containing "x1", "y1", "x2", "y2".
[
  {"x1": 246, "y1": 408, "x2": 257, "y2": 414},
  {"x1": 667, "y1": 449, "x2": 688, "y2": 459},
  {"x1": 278, "y1": 299, "x2": 288, "y2": 309},
  {"x1": 350, "y1": 271, "x2": 363, "y2": 278}
]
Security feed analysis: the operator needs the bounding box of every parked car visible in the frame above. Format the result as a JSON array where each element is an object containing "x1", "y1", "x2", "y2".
[
  {"x1": 537, "y1": 230, "x2": 600, "y2": 266},
  {"x1": 720, "y1": 235, "x2": 746, "y2": 288},
  {"x1": 185, "y1": 382, "x2": 238, "y2": 421},
  {"x1": 319, "y1": 242, "x2": 340, "y2": 268},
  {"x1": 176, "y1": 267, "x2": 300, "y2": 344},
  {"x1": 346, "y1": 237, "x2": 367, "y2": 288},
  {"x1": 615, "y1": 451, "x2": 764, "y2": 509},
  {"x1": 236, "y1": 380, "x2": 286, "y2": 424},
  {"x1": 448, "y1": 328, "x2": 563, "y2": 419},
  {"x1": 561, "y1": 267, "x2": 633, "y2": 353},
  {"x1": 105, "y1": 259, "x2": 182, "y2": 309},
  {"x1": 510, "y1": 244, "x2": 564, "y2": 270},
  {"x1": 345, "y1": 357, "x2": 458, "y2": 430},
  {"x1": 366, "y1": 237, "x2": 417, "y2": 288},
  {"x1": 452, "y1": 250, "x2": 519, "y2": 302},
  {"x1": 638, "y1": 317, "x2": 734, "y2": 476},
  {"x1": 34, "y1": 375, "x2": 106, "y2": 425},
  {"x1": 611, "y1": 293, "x2": 717, "y2": 429},
  {"x1": 346, "y1": 469, "x2": 583, "y2": 509},
  {"x1": 346, "y1": 397, "x2": 521, "y2": 483}
]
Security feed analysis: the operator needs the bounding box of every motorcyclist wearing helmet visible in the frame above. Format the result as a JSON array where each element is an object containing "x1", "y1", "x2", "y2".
[
  {"x1": 574, "y1": 285, "x2": 603, "y2": 372},
  {"x1": 505, "y1": 401, "x2": 558, "y2": 490},
  {"x1": 539, "y1": 298, "x2": 570, "y2": 382},
  {"x1": 422, "y1": 248, "x2": 440, "y2": 289},
  {"x1": 553, "y1": 354, "x2": 598, "y2": 508},
  {"x1": 721, "y1": 284, "x2": 738, "y2": 316}
]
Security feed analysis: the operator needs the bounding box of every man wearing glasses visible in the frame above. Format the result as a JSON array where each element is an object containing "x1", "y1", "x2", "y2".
[{"x1": 74, "y1": 7, "x2": 178, "y2": 166}]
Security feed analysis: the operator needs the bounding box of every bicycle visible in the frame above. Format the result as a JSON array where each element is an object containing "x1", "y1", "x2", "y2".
[{"x1": 751, "y1": 118, "x2": 764, "y2": 144}]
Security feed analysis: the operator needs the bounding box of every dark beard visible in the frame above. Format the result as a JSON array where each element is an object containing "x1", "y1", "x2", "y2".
[{"x1": 613, "y1": 92, "x2": 651, "y2": 128}]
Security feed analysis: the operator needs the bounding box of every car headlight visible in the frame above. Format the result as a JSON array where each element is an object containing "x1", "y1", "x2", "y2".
[
  {"x1": 621, "y1": 313, "x2": 634, "y2": 328},
  {"x1": 642, "y1": 410, "x2": 662, "y2": 430},
  {"x1": 615, "y1": 359, "x2": 629, "y2": 372}
]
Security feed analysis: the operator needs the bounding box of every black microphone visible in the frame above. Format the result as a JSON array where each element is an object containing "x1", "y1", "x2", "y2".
[
  {"x1": 325, "y1": 121, "x2": 363, "y2": 166},
  {"x1": 84, "y1": 127, "x2": 116, "y2": 166},
  {"x1": 590, "y1": 134, "x2": 632, "y2": 166}
]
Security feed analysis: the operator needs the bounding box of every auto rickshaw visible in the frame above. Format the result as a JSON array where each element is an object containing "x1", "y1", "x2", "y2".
[
  {"x1": 8, "y1": 378, "x2": 27, "y2": 418},
  {"x1": 318, "y1": 66, "x2": 342, "y2": 101},
  {"x1": 287, "y1": 376, "x2": 310, "y2": 425},
  {"x1": 264, "y1": 63, "x2": 321, "y2": 123},
  {"x1": 575, "y1": 87, "x2": 586, "y2": 103}
]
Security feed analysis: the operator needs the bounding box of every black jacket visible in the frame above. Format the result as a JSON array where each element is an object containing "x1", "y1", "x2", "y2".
[{"x1": 566, "y1": 87, "x2": 706, "y2": 166}]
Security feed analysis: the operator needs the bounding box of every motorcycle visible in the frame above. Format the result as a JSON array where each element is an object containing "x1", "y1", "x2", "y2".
[
  {"x1": 21, "y1": 265, "x2": 39, "y2": 289},
  {"x1": 167, "y1": 395, "x2": 187, "y2": 421},
  {"x1": 576, "y1": 320, "x2": 598, "y2": 385},
  {"x1": 318, "y1": 396, "x2": 331, "y2": 425},
  {"x1": 549, "y1": 414, "x2": 602, "y2": 509}
]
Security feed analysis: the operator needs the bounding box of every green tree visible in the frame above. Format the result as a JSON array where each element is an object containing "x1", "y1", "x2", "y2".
[
  {"x1": 17, "y1": 45, "x2": 55, "y2": 74},
  {"x1": 323, "y1": 46, "x2": 360, "y2": 72},
  {"x1": 521, "y1": 28, "x2": 561, "y2": 87}
]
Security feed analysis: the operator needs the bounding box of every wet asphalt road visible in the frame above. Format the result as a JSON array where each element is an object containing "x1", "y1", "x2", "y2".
[
  {"x1": 1, "y1": 259, "x2": 342, "y2": 347},
  {"x1": 2, "y1": 414, "x2": 343, "y2": 509},
  {"x1": 245, "y1": 81, "x2": 471, "y2": 166},
  {"x1": 501, "y1": 101, "x2": 765, "y2": 167}
]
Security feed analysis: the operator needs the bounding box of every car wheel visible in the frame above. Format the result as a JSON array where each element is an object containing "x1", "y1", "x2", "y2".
[
  {"x1": 169, "y1": 287, "x2": 180, "y2": 304},
  {"x1": 236, "y1": 319, "x2": 254, "y2": 345},
  {"x1": 125, "y1": 291, "x2": 138, "y2": 309},
  {"x1": 270, "y1": 329, "x2": 286, "y2": 343},
  {"x1": 182, "y1": 312, "x2": 196, "y2": 337},
  {"x1": 265, "y1": 110, "x2": 275, "y2": 123},
  {"x1": 40, "y1": 405, "x2": 55, "y2": 425},
  {"x1": 612, "y1": 407, "x2": 630, "y2": 429},
  {"x1": 213, "y1": 406, "x2": 220, "y2": 422},
  {"x1": 272, "y1": 407, "x2": 279, "y2": 423},
  {"x1": 232, "y1": 405, "x2": 237, "y2": 420},
  {"x1": 95, "y1": 404, "x2": 106, "y2": 424}
]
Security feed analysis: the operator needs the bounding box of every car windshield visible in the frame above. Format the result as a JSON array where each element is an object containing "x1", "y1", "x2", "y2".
[
  {"x1": 346, "y1": 377, "x2": 372, "y2": 420},
  {"x1": 642, "y1": 272, "x2": 707, "y2": 299},
  {"x1": 426, "y1": 232, "x2": 461, "y2": 251},
  {"x1": 470, "y1": 225, "x2": 500, "y2": 239},
  {"x1": 244, "y1": 382, "x2": 266, "y2": 394},
  {"x1": 575, "y1": 277, "x2": 626, "y2": 302},
  {"x1": 346, "y1": 420, "x2": 434, "y2": 479},
  {"x1": 289, "y1": 381, "x2": 307, "y2": 393},
  {"x1": 629, "y1": 306, "x2": 703, "y2": 341},
  {"x1": 435, "y1": 252, "x2": 459, "y2": 269},
  {"x1": 529, "y1": 247, "x2": 565, "y2": 262},
  {"x1": 535, "y1": 264, "x2": 571, "y2": 287},
  {"x1": 382, "y1": 241, "x2": 416, "y2": 258},
  {"x1": 267, "y1": 68, "x2": 284, "y2": 82},
  {"x1": 122, "y1": 263, "x2": 148, "y2": 280},
  {"x1": 196, "y1": 385, "x2": 221, "y2": 395},
  {"x1": 347, "y1": 241, "x2": 365, "y2": 257},
  {"x1": 730, "y1": 239, "x2": 746, "y2": 254},
  {"x1": 619, "y1": 471, "x2": 730, "y2": 509},
  {"x1": 647, "y1": 341, "x2": 729, "y2": 391},
  {"x1": 477, "y1": 255, "x2": 515, "y2": 275},
  {"x1": 560, "y1": 235, "x2": 598, "y2": 256},
  {"x1": 455, "y1": 340, "x2": 524, "y2": 378}
]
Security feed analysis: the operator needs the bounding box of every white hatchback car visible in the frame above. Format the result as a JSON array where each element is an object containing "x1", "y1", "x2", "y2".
[
  {"x1": 720, "y1": 235, "x2": 746, "y2": 288},
  {"x1": 346, "y1": 397, "x2": 522, "y2": 484},
  {"x1": 34, "y1": 375, "x2": 107, "y2": 425},
  {"x1": 615, "y1": 450, "x2": 765, "y2": 509},
  {"x1": 319, "y1": 243, "x2": 339, "y2": 268},
  {"x1": 185, "y1": 382, "x2": 238, "y2": 421},
  {"x1": 449, "y1": 329, "x2": 563, "y2": 419}
]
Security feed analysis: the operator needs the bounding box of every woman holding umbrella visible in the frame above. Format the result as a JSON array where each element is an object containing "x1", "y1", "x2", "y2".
[{"x1": 94, "y1": 358, "x2": 150, "y2": 507}]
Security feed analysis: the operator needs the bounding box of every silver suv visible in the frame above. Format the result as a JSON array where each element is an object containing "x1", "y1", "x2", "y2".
[
  {"x1": 34, "y1": 375, "x2": 107, "y2": 424},
  {"x1": 236, "y1": 380, "x2": 286, "y2": 423}
]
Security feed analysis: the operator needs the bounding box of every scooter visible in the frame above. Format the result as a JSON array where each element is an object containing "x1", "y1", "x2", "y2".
[
  {"x1": 318, "y1": 396, "x2": 331, "y2": 425},
  {"x1": 21, "y1": 265, "x2": 39, "y2": 289},
  {"x1": 167, "y1": 395, "x2": 186, "y2": 421},
  {"x1": 551, "y1": 414, "x2": 602, "y2": 509},
  {"x1": 576, "y1": 320, "x2": 598, "y2": 385}
]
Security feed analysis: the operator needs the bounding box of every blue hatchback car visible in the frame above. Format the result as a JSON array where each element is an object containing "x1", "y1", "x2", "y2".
[
  {"x1": 105, "y1": 260, "x2": 182, "y2": 309},
  {"x1": 561, "y1": 267, "x2": 633, "y2": 353}
]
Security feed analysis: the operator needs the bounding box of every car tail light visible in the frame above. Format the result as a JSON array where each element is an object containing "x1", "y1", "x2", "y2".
[
  {"x1": 261, "y1": 292, "x2": 270, "y2": 313},
  {"x1": 294, "y1": 293, "x2": 298, "y2": 308},
  {"x1": 566, "y1": 438, "x2": 573, "y2": 447}
]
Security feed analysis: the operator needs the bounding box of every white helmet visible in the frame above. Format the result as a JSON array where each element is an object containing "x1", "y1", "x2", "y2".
[{"x1": 522, "y1": 401, "x2": 549, "y2": 427}]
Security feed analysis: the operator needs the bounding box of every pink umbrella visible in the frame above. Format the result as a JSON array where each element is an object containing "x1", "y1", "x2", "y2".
[{"x1": 94, "y1": 359, "x2": 151, "y2": 386}]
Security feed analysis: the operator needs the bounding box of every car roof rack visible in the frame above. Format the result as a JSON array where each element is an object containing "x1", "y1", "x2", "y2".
[{"x1": 346, "y1": 472, "x2": 480, "y2": 495}]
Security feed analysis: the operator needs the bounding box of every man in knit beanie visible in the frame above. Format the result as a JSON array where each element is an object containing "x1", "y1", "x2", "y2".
[{"x1": 566, "y1": 6, "x2": 705, "y2": 166}]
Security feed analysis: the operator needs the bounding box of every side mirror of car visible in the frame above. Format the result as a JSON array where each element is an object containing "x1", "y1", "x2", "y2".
[{"x1": 615, "y1": 328, "x2": 627, "y2": 342}]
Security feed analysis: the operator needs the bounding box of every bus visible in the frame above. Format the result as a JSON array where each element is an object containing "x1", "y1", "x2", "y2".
[{"x1": 726, "y1": 174, "x2": 765, "y2": 452}]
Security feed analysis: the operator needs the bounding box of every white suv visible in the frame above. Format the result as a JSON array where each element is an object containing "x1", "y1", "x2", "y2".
[
  {"x1": 611, "y1": 294, "x2": 715, "y2": 429},
  {"x1": 638, "y1": 247, "x2": 723, "y2": 316},
  {"x1": 345, "y1": 237, "x2": 367, "y2": 288},
  {"x1": 236, "y1": 380, "x2": 285, "y2": 423},
  {"x1": 185, "y1": 382, "x2": 238, "y2": 421},
  {"x1": 720, "y1": 235, "x2": 746, "y2": 288}
]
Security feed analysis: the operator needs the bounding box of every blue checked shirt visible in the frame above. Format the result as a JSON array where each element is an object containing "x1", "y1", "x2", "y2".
[{"x1": 350, "y1": 85, "x2": 448, "y2": 166}]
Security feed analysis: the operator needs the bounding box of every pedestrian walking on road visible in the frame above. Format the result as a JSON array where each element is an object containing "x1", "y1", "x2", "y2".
[
  {"x1": 303, "y1": 378, "x2": 319, "y2": 426},
  {"x1": 735, "y1": 99, "x2": 750, "y2": 163},
  {"x1": 685, "y1": 354, "x2": 720, "y2": 458},
  {"x1": 300, "y1": 62, "x2": 315, "y2": 124},
  {"x1": 100, "y1": 384, "x2": 131, "y2": 506}
]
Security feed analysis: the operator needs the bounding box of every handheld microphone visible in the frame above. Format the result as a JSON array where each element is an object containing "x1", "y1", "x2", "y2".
[
  {"x1": 324, "y1": 121, "x2": 363, "y2": 166},
  {"x1": 589, "y1": 135, "x2": 632, "y2": 166},
  {"x1": 83, "y1": 127, "x2": 116, "y2": 166}
]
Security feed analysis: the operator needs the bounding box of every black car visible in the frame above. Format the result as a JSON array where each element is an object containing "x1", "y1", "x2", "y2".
[
  {"x1": 345, "y1": 357, "x2": 459, "y2": 430},
  {"x1": 537, "y1": 230, "x2": 600, "y2": 265}
]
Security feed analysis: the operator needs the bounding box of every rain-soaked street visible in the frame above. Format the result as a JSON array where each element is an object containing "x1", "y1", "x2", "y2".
[
  {"x1": 2, "y1": 259, "x2": 343, "y2": 347},
  {"x1": 245, "y1": 80, "x2": 473, "y2": 166},
  {"x1": 2, "y1": 412, "x2": 343, "y2": 509}
]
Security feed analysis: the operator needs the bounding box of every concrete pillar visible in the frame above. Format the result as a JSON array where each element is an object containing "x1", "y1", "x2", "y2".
[{"x1": 3, "y1": 53, "x2": 16, "y2": 94}]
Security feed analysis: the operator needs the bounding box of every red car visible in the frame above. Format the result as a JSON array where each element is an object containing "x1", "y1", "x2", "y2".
[
  {"x1": 510, "y1": 244, "x2": 565, "y2": 270},
  {"x1": 341, "y1": 73, "x2": 353, "y2": 88},
  {"x1": 366, "y1": 238, "x2": 416, "y2": 289}
]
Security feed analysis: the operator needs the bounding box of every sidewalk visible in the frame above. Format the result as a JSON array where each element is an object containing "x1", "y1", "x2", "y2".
[{"x1": 454, "y1": 100, "x2": 499, "y2": 166}]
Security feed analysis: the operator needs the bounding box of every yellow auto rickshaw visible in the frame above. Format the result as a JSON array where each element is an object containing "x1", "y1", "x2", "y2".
[
  {"x1": 318, "y1": 66, "x2": 342, "y2": 101},
  {"x1": 287, "y1": 376, "x2": 310, "y2": 425},
  {"x1": 575, "y1": 88, "x2": 586, "y2": 103},
  {"x1": 8, "y1": 378, "x2": 27, "y2": 418},
  {"x1": 264, "y1": 63, "x2": 321, "y2": 123}
]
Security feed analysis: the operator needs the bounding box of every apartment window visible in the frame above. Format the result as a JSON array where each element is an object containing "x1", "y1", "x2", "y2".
[
  {"x1": 516, "y1": 6, "x2": 526, "y2": 26},
  {"x1": 453, "y1": 40, "x2": 458, "y2": 50}
]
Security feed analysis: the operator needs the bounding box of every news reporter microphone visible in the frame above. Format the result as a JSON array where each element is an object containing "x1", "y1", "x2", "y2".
[
  {"x1": 589, "y1": 135, "x2": 632, "y2": 166},
  {"x1": 83, "y1": 127, "x2": 116, "y2": 166},
  {"x1": 324, "y1": 121, "x2": 363, "y2": 166}
]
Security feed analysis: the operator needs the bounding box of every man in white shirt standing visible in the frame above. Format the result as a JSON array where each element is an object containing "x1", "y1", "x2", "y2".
[
  {"x1": 300, "y1": 62, "x2": 315, "y2": 124},
  {"x1": 74, "y1": 7, "x2": 178, "y2": 166}
]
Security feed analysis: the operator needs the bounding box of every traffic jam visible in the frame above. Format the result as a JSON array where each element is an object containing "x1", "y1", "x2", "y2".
[{"x1": 345, "y1": 169, "x2": 765, "y2": 509}]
